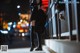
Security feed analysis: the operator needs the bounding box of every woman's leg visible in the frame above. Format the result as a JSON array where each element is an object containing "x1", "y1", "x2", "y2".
[
  {"x1": 30, "y1": 26, "x2": 35, "y2": 51},
  {"x1": 35, "y1": 30, "x2": 43, "y2": 51}
]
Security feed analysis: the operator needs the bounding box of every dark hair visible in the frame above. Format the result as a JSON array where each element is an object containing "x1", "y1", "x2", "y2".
[{"x1": 30, "y1": 0, "x2": 42, "y2": 7}]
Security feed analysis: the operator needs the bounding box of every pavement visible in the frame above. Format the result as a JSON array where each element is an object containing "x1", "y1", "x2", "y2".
[{"x1": 0, "y1": 47, "x2": 46, "y2": 53}]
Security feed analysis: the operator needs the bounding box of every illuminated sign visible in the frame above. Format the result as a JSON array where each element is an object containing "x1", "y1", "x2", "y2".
[
  {"x1": 42, "y1": 0, "x2": 48, "y2": 7},
  {"x1": 42, "y1": 0, "x2": 48, "y2": 11}
]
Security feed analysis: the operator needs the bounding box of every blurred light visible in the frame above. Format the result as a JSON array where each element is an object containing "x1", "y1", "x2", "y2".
[
  {"x1": 13, "y1": 22, "x2": 16, "y2": 28},
  {"x1": 1, "y1": 30, "x2": 8, "y2": 34},
  {"x1": 8, "y1": 27, "x2": 11, "y2": 31},
  {"x1": 3, "y1": 22, "x2": 8, "y2": 30},
  {"x1": 21, "y1": 24, "x2": 26, "y2": 27},
  {"x1": 20, "y1": 19, "x2": 23, "y2": 22},
  {"x1": 18, "y1": 13, "x2": 21, "y2": 15},
  {"x1": 16, "y1": 24, "x2": 21, "y2": 29},
  {"x1": 26, "y1": 23, "x2": 29, "y2": 26},
  {"x1": 17, "y1": 5, "x2": 20, "y2": 8},
  {"x1": 25, "y1": 30, "x2": 28, "y2": 32},
  {"x1": 13, "y1": 25, "x2": 16, "y2": 28},
  {"x1": 22, "y1": 33, "x2": 25, "y2": 36},
  {"x1": 55, "y1": 9, "x2": 58, "y2": 13},
  {"x1": 19, "y1": 29, "x2": 24, "y2": 32},
  {"x1": 42, "y1": 0, "x2": 48, "y2": 11},
  {"x1": 14, "y1": 22, "x2": 16, "y2": 24},
  {"x1": 42, "y1": 0, "x2": 48, "y2": 2},
  {"x1": 18, "y1": 22, "x2": 21, "y2": 24},
  {"x1": 8, "y1": 22, "x2": 12, "y2": 26}
]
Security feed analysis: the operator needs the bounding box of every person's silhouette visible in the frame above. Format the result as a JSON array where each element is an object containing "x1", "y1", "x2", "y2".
[{"x1": 30, "y1": 0, "x2": 47, "y2": 51}]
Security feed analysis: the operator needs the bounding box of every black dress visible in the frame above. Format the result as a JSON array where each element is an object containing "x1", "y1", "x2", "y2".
[{"x1": 30, "y1": 7, "x2": 47, "y2": 50}]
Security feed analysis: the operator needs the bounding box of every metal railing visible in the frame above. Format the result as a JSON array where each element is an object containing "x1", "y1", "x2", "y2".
[{"x1": 48, "y1": 0, "x2": 80, "y2": 42}]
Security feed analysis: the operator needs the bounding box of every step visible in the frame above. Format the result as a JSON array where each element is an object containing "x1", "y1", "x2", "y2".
[{"x1": 45, "y1": 39, "x2": 80, "y2": 53}]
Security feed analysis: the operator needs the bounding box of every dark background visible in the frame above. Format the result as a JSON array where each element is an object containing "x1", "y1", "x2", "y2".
[{"x1": 0, "y1": 0, "x2": 30, "y2": 22}]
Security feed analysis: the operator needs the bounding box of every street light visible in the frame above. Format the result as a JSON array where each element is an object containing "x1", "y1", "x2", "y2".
[{"x1": 17, "y1": 5, "x2": 20, "y2": 9}]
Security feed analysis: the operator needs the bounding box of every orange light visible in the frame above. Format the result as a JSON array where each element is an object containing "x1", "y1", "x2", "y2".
[
  {"x1": 19, "y1": 14, "x2": 30, "y2": 20},
  {"x1": 19, "y1": 29, "x2": 24, "y2": 33},
  {"x1": 3, "y1": 21, "x2": 8, "y2": 30},
  {"x1": 16, "y1": 24, "x2": 21, "y2": 29},
  {"x1": 25, "y1": 29, "x2": 28, "y2": 32}
]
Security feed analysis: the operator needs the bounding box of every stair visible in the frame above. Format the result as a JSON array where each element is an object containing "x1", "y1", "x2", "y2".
[{"x1": 45, "y1": 39, "x2": 80, "y2": 53}]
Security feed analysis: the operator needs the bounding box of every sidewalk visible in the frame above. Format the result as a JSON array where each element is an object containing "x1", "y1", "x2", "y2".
[{"x1": 0, "y1": 47, "x2": 46, "y2": 53}]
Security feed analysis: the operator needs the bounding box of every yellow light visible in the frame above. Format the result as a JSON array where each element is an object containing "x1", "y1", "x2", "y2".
[
  {"x1": 3, "y1": 21, "x2": 8, "y2": 30},
  {"x1": 18, "y1": 22, "x2": 21, "y2": 24},
  {"x1": 19, "y1": 29, "x2": 24, "y2": 32},
  {"x1": 19, "y1": 14, "x2": 31, "y2": 20}
]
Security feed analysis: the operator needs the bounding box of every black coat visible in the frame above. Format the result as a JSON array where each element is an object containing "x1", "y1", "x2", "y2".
[{"x1": 31, "y1": 8, "x2": 47, "y2": 33}]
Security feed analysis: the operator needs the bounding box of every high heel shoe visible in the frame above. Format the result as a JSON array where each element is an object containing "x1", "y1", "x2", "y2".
[
  {"x1": 35, "y1": 47, "x2": 42, "y2": 51},
  {"x1": 30, "y1": 45, "x2": 35, "y2": 51}
]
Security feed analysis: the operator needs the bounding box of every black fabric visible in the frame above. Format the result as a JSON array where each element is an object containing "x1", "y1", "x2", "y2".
[
  {"x1": 30, "y1": 7, "x2": 47, "y2": 50},
  {"x1": 31, "y1": 9, "x2": 47, "y2": 33},
  {"x1": 30, "y1": 6, "x2": 38, "y2": 21},
  {"x1": 35, "y1": 9, "x2": 47, "y2": 27},
  {"x1": 30, "y1": 26, "x2": 35, "y2": 47},
  {"x1": 35, "y1": 9, "x2": 47, "y2": 33}
]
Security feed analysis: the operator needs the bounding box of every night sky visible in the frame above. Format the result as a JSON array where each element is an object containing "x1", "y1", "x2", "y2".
[{"x1": 0, "y1": 0, "x2": 30, "y2": 22}]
